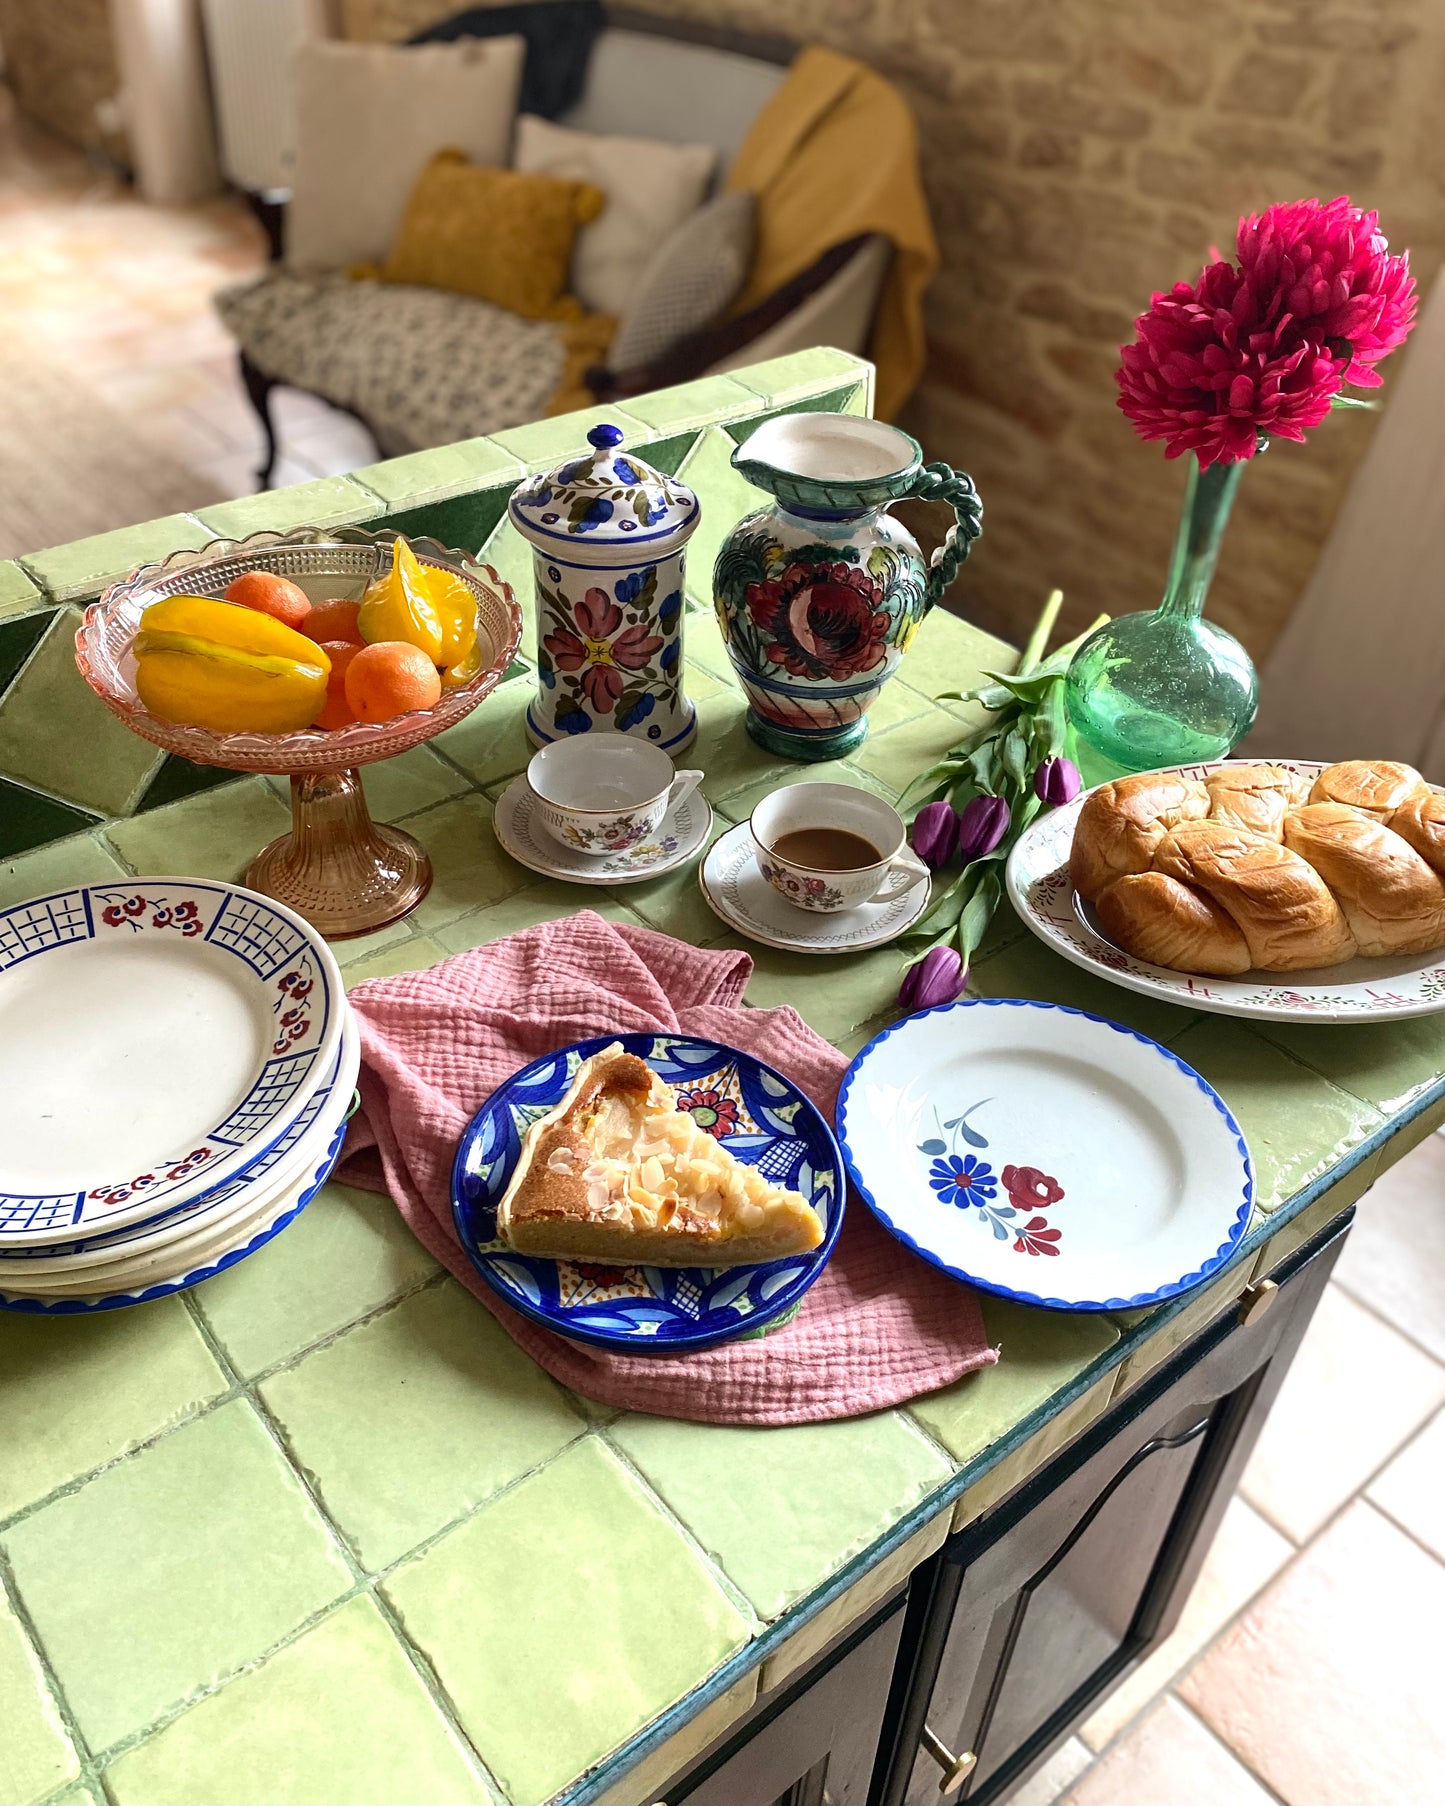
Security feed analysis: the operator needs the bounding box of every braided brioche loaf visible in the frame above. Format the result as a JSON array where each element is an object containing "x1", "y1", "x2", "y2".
[{"x1": 1070, "y1": 761, "x2": 1445, "y2": 975}]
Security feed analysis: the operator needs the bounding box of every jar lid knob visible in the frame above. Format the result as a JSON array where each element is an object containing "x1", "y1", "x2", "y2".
[{"x1": 587, "y1": 423, "x2": 624, "y2": 450}]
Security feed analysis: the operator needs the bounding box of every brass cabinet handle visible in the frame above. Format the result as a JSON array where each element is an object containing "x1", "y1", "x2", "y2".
[
  {"x1": 920, "y1": 1724, "x2": 978, "y2": 1794},
  {"x1": 1237, "y1": 1278, "x2": 1279, "y2": 1327}
]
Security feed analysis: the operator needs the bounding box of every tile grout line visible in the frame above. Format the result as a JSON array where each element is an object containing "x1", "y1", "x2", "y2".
[
  {"x1": 1356, "y1": 1491, "x2": 1445, "y2": 1573},
  {"x1": 0, "y1": 1547, "x2": 103, "y2": 1801},
  {"x1": 1328, "y1": 1269, "x2": 1445, "y2": 1372},
  {"x1": 1167, "y1": 1692, "x2": 1294, "y2": 1806}
]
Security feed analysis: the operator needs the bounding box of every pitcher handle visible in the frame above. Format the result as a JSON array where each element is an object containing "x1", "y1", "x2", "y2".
[{"x1": 903, "y1": 463, "x2": 984, "y2": 612}]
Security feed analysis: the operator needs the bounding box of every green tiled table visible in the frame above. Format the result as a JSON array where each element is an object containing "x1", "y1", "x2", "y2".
[{"x1": 1, "y1": 354, "x2": 1441, "y2": 1806}]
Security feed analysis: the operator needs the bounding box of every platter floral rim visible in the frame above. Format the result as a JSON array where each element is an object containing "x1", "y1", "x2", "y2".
[
  {"x1": 0, "y1": 880, "x2": 347, "y2": 1243},
  {"x1": 492, "y1": 777, "x2": 714, "y2": 886},
  {"x1": 1004, "y1": 758, "x2": 1445, "y2": 1023},
  {"x1": 450, "y1": 1032, "x2": 845, "y2": 1353},
  {"x1": 836, "y1": 997, "x2": 1254, "y2": 1313}
]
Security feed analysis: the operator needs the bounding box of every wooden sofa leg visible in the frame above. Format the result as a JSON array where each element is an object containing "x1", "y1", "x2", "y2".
[{"x1": 239, "y1": 353, "x2": 280, "y2": 490}]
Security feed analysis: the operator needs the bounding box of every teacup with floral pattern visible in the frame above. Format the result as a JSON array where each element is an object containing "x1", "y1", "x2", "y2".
[
  {"x1": 526, "y1": 737, "x2": 702, "y2": 857},
  {"x1": 750, "y1": 783, "x2": 929, "y2": 913}
]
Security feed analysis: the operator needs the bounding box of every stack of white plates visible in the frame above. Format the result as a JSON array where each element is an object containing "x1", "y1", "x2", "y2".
[{"x1": 0, "y1": 879, "x2": 356, "y2": 1313}]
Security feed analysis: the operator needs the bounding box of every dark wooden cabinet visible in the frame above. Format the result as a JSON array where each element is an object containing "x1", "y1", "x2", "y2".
[{"x1": 652, "y1": 1210, "x2": 1348, "y2": 1806}]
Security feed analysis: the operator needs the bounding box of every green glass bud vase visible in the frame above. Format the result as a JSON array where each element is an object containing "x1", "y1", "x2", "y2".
[{"x1": 1065, "y1": 456, "x2": 1259, "y2": 773}]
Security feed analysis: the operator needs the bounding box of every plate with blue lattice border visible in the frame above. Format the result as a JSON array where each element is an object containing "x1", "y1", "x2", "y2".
[
  {"x1": 0, "y1": 880, "x2": 344, "y2": 1245},
  {"x1": 451, "y1": 1034, "x2": 845, "y2": 1352}
]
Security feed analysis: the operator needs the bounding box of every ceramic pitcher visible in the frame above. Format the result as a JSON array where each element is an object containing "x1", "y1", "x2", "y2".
[
  {"x1": 713, "y1": 415, "x2": 983, "y2": 760},
  {"x1": 509, "y1": 424, "x2": 699, "y2": 752}
]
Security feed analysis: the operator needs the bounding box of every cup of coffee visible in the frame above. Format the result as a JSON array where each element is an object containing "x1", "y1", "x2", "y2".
[
  {"x1": 526, "y1": 737, "x2": 702, "y2": 857},
  {"x1": 749, "y1": 783, "x2": 929, "y2": 913}
]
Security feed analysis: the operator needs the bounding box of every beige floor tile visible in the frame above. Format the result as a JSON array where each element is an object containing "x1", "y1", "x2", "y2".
[
  {"x1": 1239, "y1": 1282, "x2": 1445, "y2": 1543},
  {"x1": 1180, "y1": 1501, "x2": 1445, "y2": 1806},
  {"x1": 1002, "y1": 1737, "x2": 1092, "y2": 1806},
  {"x1": 1061, "y1": 1696, "x2": 1271, "y2": 1806},
  {"x1": 1367, "y1": 1407, "x2": 1445, "y2": 1560},
  {"x1": 1079, "y1": 1496, "x2": 1292, "y2": 1750},
  {"x1": 1335, "y1": 1132, "x2": 1445, "y2": 1363}
]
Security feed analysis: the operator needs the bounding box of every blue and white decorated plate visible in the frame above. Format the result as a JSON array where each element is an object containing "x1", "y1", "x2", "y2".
[
  {"x1": 451, "y1": 1033, "x2": 844, "y2": 1352},
  {"x1": 837, "y1": 999, "x2": 1252, "y2": 1312},
  {"x1": 0, "y1": 880, "x2": 345, "y2": 1245}
]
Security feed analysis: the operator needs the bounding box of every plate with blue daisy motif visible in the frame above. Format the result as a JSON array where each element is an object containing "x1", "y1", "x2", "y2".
[
  {"x1": 451, "y1": 1033, "x2": 845, "y2": 1351},
  {"x1": 836, "y1": 998, "x2": 1253, "y2": 1311}
]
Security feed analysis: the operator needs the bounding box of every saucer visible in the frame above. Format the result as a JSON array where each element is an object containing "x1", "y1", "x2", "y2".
[
  {"x1": 492, "y1": 776, "x2": 714, "y2": 886},
  {"x1": 700, "y1": 822, "x2": 931, "y2": 953}
]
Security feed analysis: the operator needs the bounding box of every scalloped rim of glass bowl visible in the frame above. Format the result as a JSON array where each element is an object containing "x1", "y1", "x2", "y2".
[
  {"x1": 75, "y1": 525, "x2": 523, "y2": 773},
  {"x1": 1004, "y1": 758, "x2": 1445, "y2": 1023}
]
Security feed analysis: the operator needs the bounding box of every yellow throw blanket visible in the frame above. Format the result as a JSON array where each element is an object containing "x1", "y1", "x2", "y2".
[{"x1": 724, "y1": 45, "x2": 939, "y2": 420}]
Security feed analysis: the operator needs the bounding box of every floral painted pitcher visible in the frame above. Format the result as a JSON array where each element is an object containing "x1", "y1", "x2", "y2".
[
  {"x1": 509, "y1": 424, "x2": 699, "y2": 752},
  {"x1": 714, "y1": 415, "x2": 982, "y2": 759}
]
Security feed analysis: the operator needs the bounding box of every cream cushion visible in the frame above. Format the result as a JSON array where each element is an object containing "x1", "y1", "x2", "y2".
[
  {"x1": 285, "y1": 37, "x2": 525, "y2": 273},
  {"x1": 513, "y1": 113, "x2": 716, "y2": 316},
  {"x1": 610, "y1": 189, "x2": 755, "y2": 369}
]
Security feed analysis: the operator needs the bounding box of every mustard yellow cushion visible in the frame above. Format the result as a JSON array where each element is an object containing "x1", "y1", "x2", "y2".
[{"x1": 379, "y1": 149, "x2": 604, "y2": 321}]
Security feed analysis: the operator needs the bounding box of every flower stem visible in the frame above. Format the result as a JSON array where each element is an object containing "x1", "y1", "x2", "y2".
[{"x1": 1017, "y1": 588, "x2": 1063, "y2": 678}]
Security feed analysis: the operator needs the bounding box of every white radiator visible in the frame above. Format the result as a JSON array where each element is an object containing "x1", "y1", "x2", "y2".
[{"x1": 201, "y1": 0, "x2": 324, "y2": 194}]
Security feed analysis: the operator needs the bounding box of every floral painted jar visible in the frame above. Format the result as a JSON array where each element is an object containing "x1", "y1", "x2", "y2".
[
  {"x1": 509, "y1": 424, "x2": 700, "y2": 752},
  {"x1": 713, "y1": 414, "x2": 983, "y2": 760}
]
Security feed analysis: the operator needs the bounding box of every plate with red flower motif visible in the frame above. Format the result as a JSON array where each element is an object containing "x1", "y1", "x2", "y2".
[{"x1": 836, "y1": 999, "x2": 1252, "y2": 1311}]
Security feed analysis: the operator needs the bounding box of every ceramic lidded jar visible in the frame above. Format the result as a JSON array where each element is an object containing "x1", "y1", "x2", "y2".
[{"x1": 509, "y1": 424, "x2": 700, "y2": 752}]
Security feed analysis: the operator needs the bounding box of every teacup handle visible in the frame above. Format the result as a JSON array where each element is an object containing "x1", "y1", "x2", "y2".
[
  {"x1": 667, "y1": 770, "x2": 704, "y2": 810},
  {"x1": 903, "y1": 463, "x2": 984, "y2": 613},
  {"x1": 875, "y1": 847, "x2": 930, "y2": 903}
]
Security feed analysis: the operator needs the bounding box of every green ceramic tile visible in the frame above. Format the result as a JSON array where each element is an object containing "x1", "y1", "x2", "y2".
[
  {"x1": 728, "y1": 348, "x2": 873, "y2": 408},
  {"x1": 608, "y1": 1412, "x2": 951, "y2": 1620},
  {"x1": 431, "y1": 679, "x2": 533, "y2": 790},
  {"x1": 0, "y1": 1584, "x2": 81, "y2": 1806},
  {"x1": 683, "y1": 660, "x2": 728, "y2": 703},
  {"x1": 591, "y1": 1672, "x2": 758, "y2": 1806},
  {"x1": 103, "y1": 1595, "x2": 494, "y2": 1806},
  {"x1": 1167, "y1": 1019, "x2": 1384, "y2": 1210},
  {"x1": 908, "y1": 1295, "x2": 1120, "y2": 1465},
  {"x1": 854, "y1": 701, "x2": 988, "y2": 798},
  {"x1": 680, "y1": 607, "x2": 742, "y2": 681},
  {"x1": 0, "y1": 561, "x2": 45, "y2": 623},
  {"x1": 623, "y1": 819, "x2": 733, "y2": 946},
  {"x1": 135, "y1": 754, "x2": 242, "y2": 813},
  {"x1": 0, "y1": 832, "x2": 126, "y2": 910},
  {"x1": 0, "y1": 781, "x2": 100, "y2": 861},
  {"x1": 0, "y1": 1297, "x2": 225, "y2": 1522},
  {"x1": 192, "y1": 1182, "x2": 441, "y2": 1378},
  {"x1": 714, "y1": 762, "x2": 900, "y2": 828},
  {"x1": 721, "y1": 384, "x2": 868, "y2": 443},
  {"x1": 674, "y1": 426, "x2": 769, "y2": 611},
  {"x1": 382, "y1": 1436, "x2": 751, "y2": 1806},
  {"x1": 966, "y1": 937, "x2": 1199, "y2": 1045},
  {"x1": 1251, "y1": 1015, "x2": 1445, "y2": 1116},
  {"x1": 0, "y1": 611, "x2": 162, "y2": 814},
  {"x1": 195, "y1": 476, "x2": 380, "y2": 540},
  {"x1": 433, "y1": 887, "x2": 636, "y2": 956},
  {"x1": 476, "y1": 514, "x2": 537, "y2": 661},
  {"x1": 349, "y1": 437, "x2": 524, "y2": 510},
  {"x1": 0, "y1": 611, "x2": 51, "y2": 697},
  {"x1": 341, "y1": 933, "x2": 448, "y2": 987},
  {"x1": 744, "y1": 938, "x2": 913, "y2": 1040},
  {"x1": 620, "y1": 376, "x2": 762, "y2": 435},
  {"x1": 104, "y1": 777, "x2": 290, "y2": 882},
  {"x1": 490, "y1": 403, "x2": 652, "y2": 471},
  {"x1": 688, "y1": 691, "x2": 796, "y2": 805},
  {"x1": 627, "y1": 429, "x2": 700, "y2": 478},
  {"x1": 381, "y1": 487, "x2": 514, "y2": 562},
  {"x1": 356, "y1": 744, "x2": 470, "y2": 821},
  {"x1": 407, "y1": 793, "x2": 532, "y2": 930},
  {"x1": 890, "y1": 610, "x2": 1019, "y2": 705},
  {"x1": 260, "y1": 1281, "x2": 584, "y2": 1571},
  {"x1": 2, "y1": 1400, "x2": 353, "y2": 1751},
  {"x1": 18, "y1": 515, "x2": 211, "y2": 606}
]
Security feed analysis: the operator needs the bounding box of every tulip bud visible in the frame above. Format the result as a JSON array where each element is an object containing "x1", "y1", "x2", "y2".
[
  {"x1": 1034, "y1": 756, "x2": 1082, "y2": 806},
  {"x1": 898, "y1": 945, "x2": 966, "y2": 1014},
  {"x1": 956, "y1": 793, "x2": 1010, "y2": 865},
  {"x1": 912, "y1": 800, "x2": 960, "y2": 869}
]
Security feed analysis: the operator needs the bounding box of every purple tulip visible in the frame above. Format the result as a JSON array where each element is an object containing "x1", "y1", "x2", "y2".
[
  {"x1": 957, "y1": 793, "x2": 1010, "y2": 864},
  {"x1": 1034, "y1": 756, "x2": 1082, "y2": 807},
  {"x1": 899, "y1": 946, "x2": 966, "y2": 1014},
  {"x1": 912, "y1": 800, "x2": 960, "y2": 869}
]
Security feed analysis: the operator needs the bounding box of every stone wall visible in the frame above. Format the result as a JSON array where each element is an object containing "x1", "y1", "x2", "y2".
[
  {"x1": 0, "y1": 0, "x2": 127, "y2": 165},
  {"x1": 339, "y1": 0, "x2": 1444, "y2": 658}
]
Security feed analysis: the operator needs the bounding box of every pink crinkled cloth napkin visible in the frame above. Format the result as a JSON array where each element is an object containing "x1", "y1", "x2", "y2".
[{"x1": 338, "y1": 910, "x2": 995, "y2": 1424}]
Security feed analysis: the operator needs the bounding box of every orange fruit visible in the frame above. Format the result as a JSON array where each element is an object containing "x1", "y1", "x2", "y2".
[
  {"x1": 299, "y1": 599, "x2": 363, "y2": 645},
  {"x1": 224, "y1": 570, "x2": 312, "y2": 632},
  {"x1": 311, "y1": 641, "x2": 365, "y2": 730},
  {"x1": 344, "y1": 640, "x2": 442, "y2": 723}
]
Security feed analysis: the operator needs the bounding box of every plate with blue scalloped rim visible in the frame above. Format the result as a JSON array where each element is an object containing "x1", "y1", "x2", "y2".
[
  {"x1": 836, "y1": 999, "x2": 1252, "y2": 1312},
  {"x1": 450, "y1": 1033, "x2": 845, "y2": 1352}
]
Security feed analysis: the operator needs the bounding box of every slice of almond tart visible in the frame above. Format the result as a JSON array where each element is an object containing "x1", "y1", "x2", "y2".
[{"x1": 495, "y1": 1043, "x2": 825, "y2": 1267}]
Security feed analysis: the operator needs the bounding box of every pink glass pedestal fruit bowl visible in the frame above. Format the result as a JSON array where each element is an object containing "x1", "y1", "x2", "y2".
[{"x1": 76, "y1": 526, "x2": 522, "y2": 938}]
